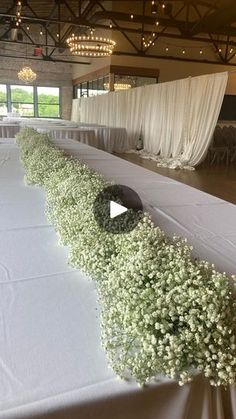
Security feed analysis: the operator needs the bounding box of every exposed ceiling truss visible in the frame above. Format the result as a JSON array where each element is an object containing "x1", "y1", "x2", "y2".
[{"x1": 0, "y1": 0, "x2": 236, "y2": 65}]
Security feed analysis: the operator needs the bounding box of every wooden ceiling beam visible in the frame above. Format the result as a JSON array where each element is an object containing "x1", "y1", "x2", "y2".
[{"x1": 190, "y1": 0, "x2": 236, "y2": 35}]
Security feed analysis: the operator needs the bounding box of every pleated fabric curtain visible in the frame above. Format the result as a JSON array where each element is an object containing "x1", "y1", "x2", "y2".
[
  {"x1": 182, "y1": 72, "x2": 228, "y2": 166},
  {"x1": 72, "y1": 88, "x2": 143, "y2": 148},
  {"x1": 71, "y1": 71, "x2": 228, "y2": 168},
  {"x1": 142, "y1": 72, "x2": 228, "y2": 167},
  {"x1": 142, "y1": 77, "x2": 189, "y2": 158},
  {"x1": 71, "y1": 98, "x2": 81, "y2": 123}
]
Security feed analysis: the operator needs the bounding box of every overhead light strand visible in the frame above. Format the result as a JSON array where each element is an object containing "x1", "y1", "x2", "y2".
[{"x1": 15, "y1": 0, "x2": 22, "y2": 27}]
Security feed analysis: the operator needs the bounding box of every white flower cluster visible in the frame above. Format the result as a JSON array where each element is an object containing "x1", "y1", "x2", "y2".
[{"x1": 16, "y1": 128, "x2": 236, "y2": 387}]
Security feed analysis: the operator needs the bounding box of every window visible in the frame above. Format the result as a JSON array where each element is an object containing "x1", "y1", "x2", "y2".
[
  {"x1": 10, "y1": 85, "x2": 34, "y2": 116},
  {"x1": 0, "y1": 84, "x2": 61, "y2": 118},
  {"x1": 81, "y1": 82, "x2": 88, "y2": 97},
  {"x1": 77, "y1": 86, "x2": 82, "y2": 98},
  {"x1": 37, "y1": 87, "x2": 60, "y2": 118},
  {"x1": 0, "y1": 84, "x2": 7, "y2": 116}
]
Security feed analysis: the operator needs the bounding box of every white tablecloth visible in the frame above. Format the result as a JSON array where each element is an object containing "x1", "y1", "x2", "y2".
[
  {"x1": 36, "y1": 127, "x2": 98, "y2": 148},
  {"x1": 80, "y1": 126, "x2": 128, "y2": 152},
  {"x1": 0, "y1": 138, "x2": 236, "y2": 419},
  {"x1": 0, "y1": 124, "x2": 20, "y2": 138}
]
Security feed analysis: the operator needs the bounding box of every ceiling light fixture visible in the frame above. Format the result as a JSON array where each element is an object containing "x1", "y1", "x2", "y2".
[
  {"x1": 151, "y1": 1, "x2": 158, "y2": 14},
  {"x1": 18, "y1": 66, "x2": 37, "y2": 83},
  {"x1": 104, "y1": 82, "x2": 132, "y2": 91},
  {"x1": 67, "y1": 33, "x2": 116, "y2": 57},
  {"x1": 15, "y1": 0, "x2": 22, "y2": 27}
]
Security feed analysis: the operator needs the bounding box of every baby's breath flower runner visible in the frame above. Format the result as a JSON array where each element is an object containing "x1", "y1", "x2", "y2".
[{"x1": 16, "y1": 127, "x2": 236, "y2": 386}]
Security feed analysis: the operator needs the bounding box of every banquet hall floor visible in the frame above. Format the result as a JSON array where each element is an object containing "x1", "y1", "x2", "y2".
[{"x1": 116, "y1": 154, "x2": 236, "y2": 205}]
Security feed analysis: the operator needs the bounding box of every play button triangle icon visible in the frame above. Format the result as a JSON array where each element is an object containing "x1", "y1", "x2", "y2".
[{"x1": 110, "y1": 200, "x2": 128, "y2": 219}]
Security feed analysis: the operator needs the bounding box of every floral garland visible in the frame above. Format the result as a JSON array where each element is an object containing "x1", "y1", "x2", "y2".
[{"x1": 16, "y1": 127, "x2": 236, "y2": 387}]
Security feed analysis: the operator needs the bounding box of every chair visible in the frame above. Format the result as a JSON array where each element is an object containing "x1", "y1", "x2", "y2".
[
  {"x1": 227, "y1": 126, "x2": 236, "y2": 163},
  {"x1": 209, "y1": 125, "x2": 229, "y2": 165}
]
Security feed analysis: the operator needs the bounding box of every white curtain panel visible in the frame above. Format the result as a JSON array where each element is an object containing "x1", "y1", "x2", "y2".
[
  {"x1": 142, "y1": 72, "x2": 228, "y2": 168},
  {"x1": 71, "y1": 72, "x2": 228, "y2": 168},
  {"x1": 71, "y1": 99, "x2": 81, "y2": 123},
  {"x1": 142, "y1": 78, "x2": 189, "y2": 157},
  {"x1": 181, "y1": 72, "x2": 228, "y2": 166},
  {"x1": 75, "y1": 88, "x2": 143, "y2": 148}
]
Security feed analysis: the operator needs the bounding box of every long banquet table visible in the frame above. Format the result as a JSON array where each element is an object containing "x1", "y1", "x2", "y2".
[
  {"x1": 0, "y1": 137, "x2": 236, "y2": 419},
  {"x1": 0, "y1": 119, "x2": 129, "y2": 153}
]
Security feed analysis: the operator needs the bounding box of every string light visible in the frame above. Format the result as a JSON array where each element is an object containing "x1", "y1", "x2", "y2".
[
  {"x1": 15, "y1": 0, "x2": 22, "y2": 27},
  {"x1": 200, "y1": 49, "x2": 203, "y2": 54},
  {"x1": 162, "y1": 3, "x2": 166, "y2": 8},
  {"x1": 26, "y1": 25, "x2": 30, "y2": 31},
  {"x1": 230, "y1": 48, "x2": 234, "y2": 53},
  {"x1": 182, "y1": 49, "x2": 186, "y2": 54},
  {"x1": 219, "y1": 48, "x2": 222, "y2": 52},
  {"x1": 66, "y1": 32, "x2": 116, "y2": 57},
  {"x1": 165, "y1": 47, "x2": 169, "y2": 52},
  {"x1": 143, "y1": 2, "x2": 159, "y2": 50},
  {"x1": 130, "y1": 14, "x2": 134, "y2": 19},
  {"x1": 40, "y1": 28, "x2": 43, "y2": 35},
  {"x1": 151, "y1": 1, "x2": 158, "y2": 15},
  {"x1": 109, "y1": 21, "x2": 113, "y2": 28}
]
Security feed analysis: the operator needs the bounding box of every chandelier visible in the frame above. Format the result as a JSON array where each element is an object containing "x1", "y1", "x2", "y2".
[
  {"x1": 66, "y1": 34, "x2": 116, "y2": 57},
  {"x1": 18, "y1": 66, "x2": 37, "y2": 83},
  {"x1": 104, "y1": 82, "x2": 132, "y2": 91}
]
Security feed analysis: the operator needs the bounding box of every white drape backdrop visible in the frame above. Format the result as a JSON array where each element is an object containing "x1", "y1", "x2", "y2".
[
  {"x1": 142, "y1": 77, "x2": 189, "y2": 158},
  {"x1": 182, "y1": 72, "x2": 228, "y2": 166},
  {"x1": 72, "y1": 87, "x2": 143, "y2": 148},
  {"x1": 71, "y1": 72, "x2": 228, "y2": 168}
]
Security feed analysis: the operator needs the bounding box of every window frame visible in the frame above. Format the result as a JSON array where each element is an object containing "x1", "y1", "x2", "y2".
[
  {"x1": 0, "y1": 84, "x2": 8, "y2": 116},
  {"x1": 10, "y1": 84, "x2": 34, "y2": 117},
  {"x1": 0, "y1": 83, "x2": 62, "y2": 119},
  {"x1": 36, "y1": 86, "x2": 61, "y2": 119}
]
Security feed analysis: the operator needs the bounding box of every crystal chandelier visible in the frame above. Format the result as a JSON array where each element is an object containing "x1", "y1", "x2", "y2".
[
  {"x1": 104, "y1": 82, "x2": 132, "y2": 91},
  {"x1": 66, "y1": 34, "x2": 116, "y2": 57},
  {"x1": 18, "y1": 66, "x2": 37, "y2": 83}
]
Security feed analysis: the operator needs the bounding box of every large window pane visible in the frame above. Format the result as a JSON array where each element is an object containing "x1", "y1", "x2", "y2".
[
  {"x1": 10, "y1": 85, "x2": 34, "y2": 117},
  {"x1": 0, "y1": 84, "x2": 7, "y2": 102},
  {"x1": 38, "y1": 104, "x2": 60, "y2": 118},
  {"x1": 0, "y1": 84, "x2": 7, "y2": 115},
  {"x1": 11, "y1": 85, "x2": 33, "y2": 103},
  {"x1": 37, "y1": 87, "x2": 60, "y2": 105},
  {"x1": 37, "y1": 87, "x2": 60, "y2": 118},
  {"x1": 12, "y1": 103, "x2": 34, "y2": 116}
]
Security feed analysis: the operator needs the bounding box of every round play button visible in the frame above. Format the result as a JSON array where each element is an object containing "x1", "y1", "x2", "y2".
[{"x1": 93, "y1": 184, "x2": 143, "y2": 234}]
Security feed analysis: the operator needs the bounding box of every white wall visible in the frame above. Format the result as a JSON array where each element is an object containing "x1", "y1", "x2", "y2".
[{"x1": 72, "y1": 56, "x2": 110, "y2": 80}]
